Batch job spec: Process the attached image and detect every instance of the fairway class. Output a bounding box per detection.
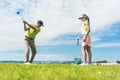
[0,63,120,80]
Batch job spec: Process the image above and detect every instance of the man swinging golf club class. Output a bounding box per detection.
[23,20,44,64]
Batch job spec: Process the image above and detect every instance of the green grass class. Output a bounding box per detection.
[0,63,120,80]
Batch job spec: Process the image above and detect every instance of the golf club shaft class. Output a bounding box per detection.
[77,39,79,46]
[17,11,24,21]
[19,15,24,21]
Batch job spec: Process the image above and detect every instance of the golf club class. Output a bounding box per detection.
[16,9,24,21]
[77,37,81,46]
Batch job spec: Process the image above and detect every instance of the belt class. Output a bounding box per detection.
[25,36,34,40]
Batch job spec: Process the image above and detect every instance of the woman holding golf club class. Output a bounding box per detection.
[23,20,44,64]
[78,14,92,65]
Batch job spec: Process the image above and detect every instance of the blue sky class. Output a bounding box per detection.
[0,0,120,62]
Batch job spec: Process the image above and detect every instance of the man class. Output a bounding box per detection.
[23,20,44,64]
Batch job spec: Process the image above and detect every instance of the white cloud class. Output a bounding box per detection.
[93,42,120,48]
[0,52,24,61]
[0,0,120,51]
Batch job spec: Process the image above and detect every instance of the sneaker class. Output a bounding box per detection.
[80,63,88,66]
[87,63,93,66]
[24,62,31,64]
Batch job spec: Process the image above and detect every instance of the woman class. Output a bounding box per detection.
[78,14,92,65]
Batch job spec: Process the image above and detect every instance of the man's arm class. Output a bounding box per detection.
[23,21,36,30]
[23,22,29,31]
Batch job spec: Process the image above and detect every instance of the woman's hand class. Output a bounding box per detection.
[77,36,83,40]
[83,38,86,42]
[83,35,87,42]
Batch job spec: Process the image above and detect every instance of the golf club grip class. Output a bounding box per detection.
[77,39,79,46]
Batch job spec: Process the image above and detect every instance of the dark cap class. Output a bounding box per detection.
[78,14,88,19]
[37,20,44,26]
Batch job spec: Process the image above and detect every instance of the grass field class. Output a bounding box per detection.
[0,63,120,80]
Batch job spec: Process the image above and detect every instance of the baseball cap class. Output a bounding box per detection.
[37,20,44,26]
[78,14,88,19]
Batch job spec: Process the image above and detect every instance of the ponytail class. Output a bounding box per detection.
[87,17,90,25]
[82,14,90,25]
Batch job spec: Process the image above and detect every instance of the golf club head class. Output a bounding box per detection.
[16,9,24,21]
[16,11,20,14]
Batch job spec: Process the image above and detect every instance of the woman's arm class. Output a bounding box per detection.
[86,20,90,36]
[84,20,90,42]
[77,35,84,39]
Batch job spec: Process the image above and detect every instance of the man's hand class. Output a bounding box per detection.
[23,21,27,24]
[23,21,36,30]
[23,20,28,31]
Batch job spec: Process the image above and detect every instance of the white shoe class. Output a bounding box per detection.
[80,63,88,66]
[24,62,31,64]
[87,63,92,66]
